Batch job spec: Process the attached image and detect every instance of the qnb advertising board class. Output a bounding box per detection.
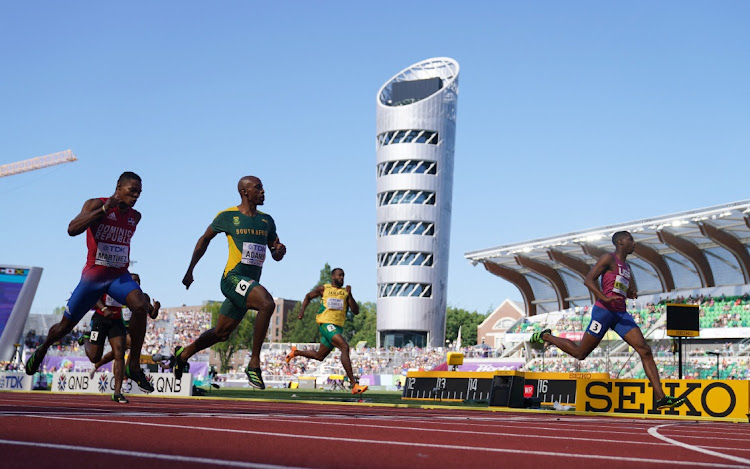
[0,265,42,360]
[50,372,193,396]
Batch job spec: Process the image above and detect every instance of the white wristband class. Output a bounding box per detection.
[101,205,107,214]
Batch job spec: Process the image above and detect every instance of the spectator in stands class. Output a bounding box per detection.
[529,231,686,410]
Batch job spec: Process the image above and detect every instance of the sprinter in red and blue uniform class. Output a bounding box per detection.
[25,171,154,393]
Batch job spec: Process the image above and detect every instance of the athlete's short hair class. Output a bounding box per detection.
[612,231,632,246]
[118,171,141,184]
[332,268,344,276]
[238,176,260,194]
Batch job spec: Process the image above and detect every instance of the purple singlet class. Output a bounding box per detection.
[595,253,631,312]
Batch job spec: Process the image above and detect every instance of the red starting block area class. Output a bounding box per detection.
[1,392,750,468]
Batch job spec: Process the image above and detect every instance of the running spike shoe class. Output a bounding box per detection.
[245,367,265,390]
[529,328,551,345]
[76,334,90,347]
[173,346,187,381]
[655,395,686,409]
[125,366,154,393]
[352,383,368,395]
[25,349,45,375]
[285,346,297,364]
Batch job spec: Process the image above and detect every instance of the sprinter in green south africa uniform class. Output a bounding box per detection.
[177,176,286,389]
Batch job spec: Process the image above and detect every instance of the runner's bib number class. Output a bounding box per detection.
[612,274,630,297]
[95,243,129,268]
[105,295,122,308]
[241,242,266,267]
[326,298,344,310]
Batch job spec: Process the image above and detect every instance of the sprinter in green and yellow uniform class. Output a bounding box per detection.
[286,268,367,394]
[176,176,287,390]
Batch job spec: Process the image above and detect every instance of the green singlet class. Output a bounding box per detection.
[211,207,278,320]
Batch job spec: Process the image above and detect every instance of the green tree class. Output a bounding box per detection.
[207,301,257,372]
[444,306,486,347]
[282,263,332,343]
[283,300,320,343]
[345,301,377,347]
[282,263,377,346]
[53,306,66,316]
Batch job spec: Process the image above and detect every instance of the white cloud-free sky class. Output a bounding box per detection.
[1,1,748,316]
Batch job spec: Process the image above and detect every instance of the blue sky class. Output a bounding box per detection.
[1,1,748,316]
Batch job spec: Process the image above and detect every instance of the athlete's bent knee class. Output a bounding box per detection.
[247,289,275,316]
[636,343,653,359]
[214,328,232,342]
[259,297,274,316]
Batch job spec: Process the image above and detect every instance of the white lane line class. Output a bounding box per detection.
[19,414,744,468]
[262,415,750,451]
[153,412,750,443]
[648,424,750,466]
[0,438,309,469]
[5,410,748,448]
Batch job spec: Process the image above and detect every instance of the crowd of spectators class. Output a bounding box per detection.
[21,306,449,379]
[170,309,212,354]
[23,308,213,360]
[17,293,750,381]
[525,335,750,380]
[257,346,447,379]
[1,361,22,371]
[509,294,750,336]
[24,328,86,354]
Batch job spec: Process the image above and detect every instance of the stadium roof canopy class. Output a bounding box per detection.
[465,200,750,316]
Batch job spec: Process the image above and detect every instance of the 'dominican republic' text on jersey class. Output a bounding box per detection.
[595,253,632,312]
[316,284,349,327]
[85,198,138,273]
[211,207,277,282]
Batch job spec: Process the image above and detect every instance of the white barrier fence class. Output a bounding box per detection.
[49,372,193,396]
[0,372,33,391]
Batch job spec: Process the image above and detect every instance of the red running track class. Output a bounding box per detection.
[1,392,749,469]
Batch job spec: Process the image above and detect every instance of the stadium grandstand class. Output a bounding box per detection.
[465,200,750,381]
[18,305,450,390]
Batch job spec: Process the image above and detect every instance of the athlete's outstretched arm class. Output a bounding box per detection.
[182,226,219,289]
[345,286,360,315]
[627,271,638,299]
[298,286,324,320]
[269,237,286,261]
[68,196,117,236]
[584,253,616,305]
[94,298,113,317]
[143,292,161,319]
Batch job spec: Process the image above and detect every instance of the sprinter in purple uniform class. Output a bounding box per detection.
[530,231,685,410]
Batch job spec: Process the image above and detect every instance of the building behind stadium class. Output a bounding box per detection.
[375,58,459,348]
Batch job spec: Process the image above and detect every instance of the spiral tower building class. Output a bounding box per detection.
[375,57,459,348]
